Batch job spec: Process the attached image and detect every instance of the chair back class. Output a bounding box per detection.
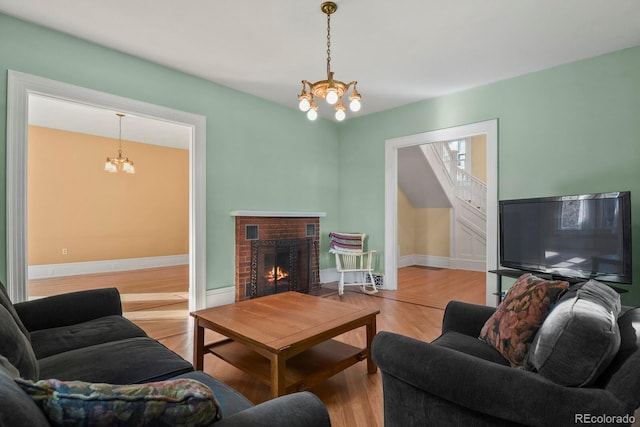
[335,252,373,271]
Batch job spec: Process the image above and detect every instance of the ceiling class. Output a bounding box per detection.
[2,0,640,122]
[29,95,191,149]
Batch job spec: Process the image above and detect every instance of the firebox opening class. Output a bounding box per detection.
[250,238,312,299]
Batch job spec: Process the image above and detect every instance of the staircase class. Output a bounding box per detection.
[420,142,487,271]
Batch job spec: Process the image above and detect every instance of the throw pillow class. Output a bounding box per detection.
[15,377,222,427]
[479,273,568,367]
[0,304,39,381]
[524,279,621,386]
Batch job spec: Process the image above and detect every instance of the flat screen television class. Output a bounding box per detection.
[499,191,632,284]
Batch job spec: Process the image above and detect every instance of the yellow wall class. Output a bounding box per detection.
[397,187,416,257]
[470,134,487,183]
[397,187,450,258]
[28,126,189,265]
[414,208,450,257]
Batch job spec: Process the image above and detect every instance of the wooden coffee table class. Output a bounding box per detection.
[191,291,380,398]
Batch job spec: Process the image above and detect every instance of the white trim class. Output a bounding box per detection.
[205,286,235,307]
[385,120,498,304]
[399,255,451,268]
[230,210,327,217]
[413,255,451,269]
[399,254,453,269]
[28,255,189,280]
[6,71,207,311]
[449,258,486,272]
[398,255,484,271]
[397,255,416,268]
[320,267,339,284]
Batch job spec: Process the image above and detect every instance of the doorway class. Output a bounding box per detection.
[384,120,498,306]
[6,71,207,311]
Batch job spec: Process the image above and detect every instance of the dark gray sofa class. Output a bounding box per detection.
[0,285,331,427]
[372,300,640,427]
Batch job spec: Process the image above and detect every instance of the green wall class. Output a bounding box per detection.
[2,13,640,306]
[339,46,640,306]
[0,13,339,290]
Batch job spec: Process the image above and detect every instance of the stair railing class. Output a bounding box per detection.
[456,168,487,214]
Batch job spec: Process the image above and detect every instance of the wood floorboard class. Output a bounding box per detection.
[28,265,486,427]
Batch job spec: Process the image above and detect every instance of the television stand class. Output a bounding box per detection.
[489,269,627,304]
[488,269,524,304]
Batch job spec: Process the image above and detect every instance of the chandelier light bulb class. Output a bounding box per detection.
[349,98,361,112]
[104,159,117,173]
[335,109,346,121]
[325,89,339,105]
[299,98,311,112]
[122,160,135,174]
[307,108,318,121]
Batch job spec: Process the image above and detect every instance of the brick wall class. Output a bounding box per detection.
[235,216,320,301]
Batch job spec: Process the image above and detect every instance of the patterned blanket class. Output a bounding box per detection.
[329,232,365,254]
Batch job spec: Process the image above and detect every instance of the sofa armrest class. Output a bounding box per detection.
[441,300,495,337]
[14,288,123,332]
[216,391,331,427]
[372,331,631,427]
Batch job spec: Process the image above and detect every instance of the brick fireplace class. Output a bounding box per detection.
[232,211,324,302]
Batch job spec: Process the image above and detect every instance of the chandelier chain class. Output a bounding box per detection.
[326,12,331,76]
[118,114,123,153]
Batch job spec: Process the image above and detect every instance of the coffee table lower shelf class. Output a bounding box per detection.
[205,339,367,394]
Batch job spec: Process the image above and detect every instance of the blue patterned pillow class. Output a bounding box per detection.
[15,377,222,426]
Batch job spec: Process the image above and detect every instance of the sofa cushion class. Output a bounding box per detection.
[0,356,49,427]
[16,377,221,426]
[29,314,148,359]
[39,337,193,384]
[524,280,621,386]
[479,273,568,367]
[0,304,39,380]
[172,371,255,418]
[432,331,510,366]
[0,282,31,338]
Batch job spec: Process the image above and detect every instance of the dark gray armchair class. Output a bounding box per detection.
[371,300,640,427]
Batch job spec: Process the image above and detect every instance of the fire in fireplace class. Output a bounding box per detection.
[250,238,312,298]
[266,265,289,283]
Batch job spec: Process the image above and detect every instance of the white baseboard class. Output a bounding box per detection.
[320,268,387,290]
[320,268,339,284]
[397,255,416,268]
[28,254,189,280]
[205,286,235,307]
[399,254,451,269]
[450,258,486,272]
[399,254,485,272]
[319,268,372,285]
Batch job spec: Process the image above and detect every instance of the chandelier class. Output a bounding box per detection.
[104,113,135,174]
[297,2,361,121]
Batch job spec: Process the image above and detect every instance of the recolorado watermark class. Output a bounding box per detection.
[575,413,635,424]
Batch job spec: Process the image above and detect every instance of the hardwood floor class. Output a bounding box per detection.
[28,265,486,427]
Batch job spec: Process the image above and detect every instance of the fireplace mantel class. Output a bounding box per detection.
[230,210,327,218]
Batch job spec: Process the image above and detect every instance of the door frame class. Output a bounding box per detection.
[6,70,207,311]
[384,119,498,305]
